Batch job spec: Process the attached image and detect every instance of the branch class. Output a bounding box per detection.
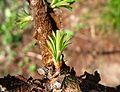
[29,0,60,65]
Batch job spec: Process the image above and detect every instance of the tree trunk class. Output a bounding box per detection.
[29,0,60,65]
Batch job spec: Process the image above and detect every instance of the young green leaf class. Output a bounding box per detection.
[16,9,32,29]
[47,30,73,63]
[50,0,75,10]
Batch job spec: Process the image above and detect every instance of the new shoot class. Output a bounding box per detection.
[47,30,73,70]
[50,0,75,10]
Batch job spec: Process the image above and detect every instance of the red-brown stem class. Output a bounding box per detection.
[29,0,60,65]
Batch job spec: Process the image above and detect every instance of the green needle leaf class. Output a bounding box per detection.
[47,30,73,63]
[50,0,75,10]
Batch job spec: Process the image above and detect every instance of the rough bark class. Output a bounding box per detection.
[29,0,60,65]
[0,71,120,92]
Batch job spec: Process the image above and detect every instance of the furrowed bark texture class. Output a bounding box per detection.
[29,0,59,65]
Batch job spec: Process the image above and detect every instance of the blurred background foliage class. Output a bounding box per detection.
[0,0,120,86]
[0,0,36,77]
[102,0,120,32]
